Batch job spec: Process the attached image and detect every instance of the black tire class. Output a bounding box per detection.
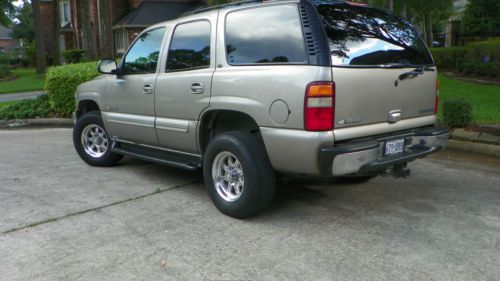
[73,111,123,167]
[203,131,275,219]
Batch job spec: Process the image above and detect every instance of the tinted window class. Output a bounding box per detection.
[123,28,165,74]
[316,4,433,67]
[166,21,211,71]
[225,5,307,65]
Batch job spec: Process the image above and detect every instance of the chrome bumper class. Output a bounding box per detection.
[319,127,449,176]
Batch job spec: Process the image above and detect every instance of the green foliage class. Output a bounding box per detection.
[430,47,467,70]
[63,49,85,64]
[462,0,500,38]
[45,62,99,117]
[443,99,473,128]
[431,39,500,77]
[26,43,36,67]
[0,64,11,79]
[11,0,35,43]
[0,94,51,120]
[0,0,15,26]
[0,52,8,64]
[460,38,500,77]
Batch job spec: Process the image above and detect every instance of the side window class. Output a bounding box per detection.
[122,27,165,75]
[166,21,211,72]
[225,5,307,65]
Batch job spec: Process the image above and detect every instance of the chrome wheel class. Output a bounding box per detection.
[212,151,244,202]
[81,124,109,158]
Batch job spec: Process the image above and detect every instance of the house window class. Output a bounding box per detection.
[60,1,71,27]
[114,30,128,54]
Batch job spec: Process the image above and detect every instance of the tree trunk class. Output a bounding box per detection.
[31,0,46,74]
[51,0,61,65]
[421,16,427,44]
[384,0,393,12]
[426,13,434,46]
[401,0,408,19]
[80,0,98,61]
[98,0,114,58]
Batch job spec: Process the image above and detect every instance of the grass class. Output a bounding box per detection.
[0,100,20,108]
[0,68,45,94]
[438,73,500,125]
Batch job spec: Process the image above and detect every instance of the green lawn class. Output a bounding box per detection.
[439,74,500,125]
[0,68,45,94]
[0,100,19,109]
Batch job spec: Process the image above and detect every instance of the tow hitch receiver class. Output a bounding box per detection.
[382,164,411,178]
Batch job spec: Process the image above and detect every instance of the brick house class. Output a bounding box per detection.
[38,0,205,62]
[0,25,19,53]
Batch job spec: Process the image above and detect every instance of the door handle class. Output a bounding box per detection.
[190,82,204,94]
[143,84,153,95]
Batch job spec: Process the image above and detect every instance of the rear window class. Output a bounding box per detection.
[316,4,433,67]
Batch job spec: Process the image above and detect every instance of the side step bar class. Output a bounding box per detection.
[111,141,201,171]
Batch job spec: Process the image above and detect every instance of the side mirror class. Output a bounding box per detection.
[97,59,118,74]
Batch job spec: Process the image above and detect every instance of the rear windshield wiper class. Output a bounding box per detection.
[399,66,435,81]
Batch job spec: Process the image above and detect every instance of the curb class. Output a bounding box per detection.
[446,139,500,158]
[0,118,73,129]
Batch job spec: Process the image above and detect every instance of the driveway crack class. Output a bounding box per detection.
[2,180,200,234]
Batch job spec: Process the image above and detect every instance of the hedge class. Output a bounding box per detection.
[429,47,467,70]
[430,38,500,77]
[45,61,99,117]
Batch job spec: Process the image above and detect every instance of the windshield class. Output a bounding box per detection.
[316,3,434,67]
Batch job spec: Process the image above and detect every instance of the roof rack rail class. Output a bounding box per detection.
[191,0,264,14]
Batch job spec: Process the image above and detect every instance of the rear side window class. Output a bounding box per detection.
[316,4,433,67]
[166,21,211,72]
[225,5,307,65]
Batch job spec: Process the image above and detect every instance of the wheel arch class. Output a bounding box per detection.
[75,99,101,120]
[198,110,261,154]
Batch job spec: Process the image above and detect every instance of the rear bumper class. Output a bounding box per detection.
[319,127,449,176]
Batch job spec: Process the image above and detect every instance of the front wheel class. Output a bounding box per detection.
[73,111,123,167]
[203,131,275,219]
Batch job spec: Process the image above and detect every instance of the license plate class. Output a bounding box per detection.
[384,138,405,156]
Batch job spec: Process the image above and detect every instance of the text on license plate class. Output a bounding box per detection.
[384,138,405,156]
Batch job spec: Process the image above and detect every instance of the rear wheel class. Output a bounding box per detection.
[73,111,123,166]
[203,131,275,219]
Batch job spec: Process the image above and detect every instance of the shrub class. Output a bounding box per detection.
[0,64,11,79]
[430,47,467,70]
[45,61,99,117]
[443,99,473,129]
[63,49,85,64]
[0,52,8,65]
[25,43,36,67]
[0,94,52,120]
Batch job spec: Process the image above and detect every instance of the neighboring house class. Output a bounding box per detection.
[0,25,18,53]
[37,0,205,62]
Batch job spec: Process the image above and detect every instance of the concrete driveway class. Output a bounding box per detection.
[0,128,499,281]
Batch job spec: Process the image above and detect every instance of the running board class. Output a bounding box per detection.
[111,141,201,171]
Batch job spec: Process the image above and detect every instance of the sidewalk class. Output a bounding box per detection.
[0,91,45,102]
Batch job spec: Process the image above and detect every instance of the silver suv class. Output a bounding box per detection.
[73,0,449,218]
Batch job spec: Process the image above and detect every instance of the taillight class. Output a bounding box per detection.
[304,82,335,131]
[435,79,439,114]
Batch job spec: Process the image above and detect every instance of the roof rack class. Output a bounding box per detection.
[191,0,264,14]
